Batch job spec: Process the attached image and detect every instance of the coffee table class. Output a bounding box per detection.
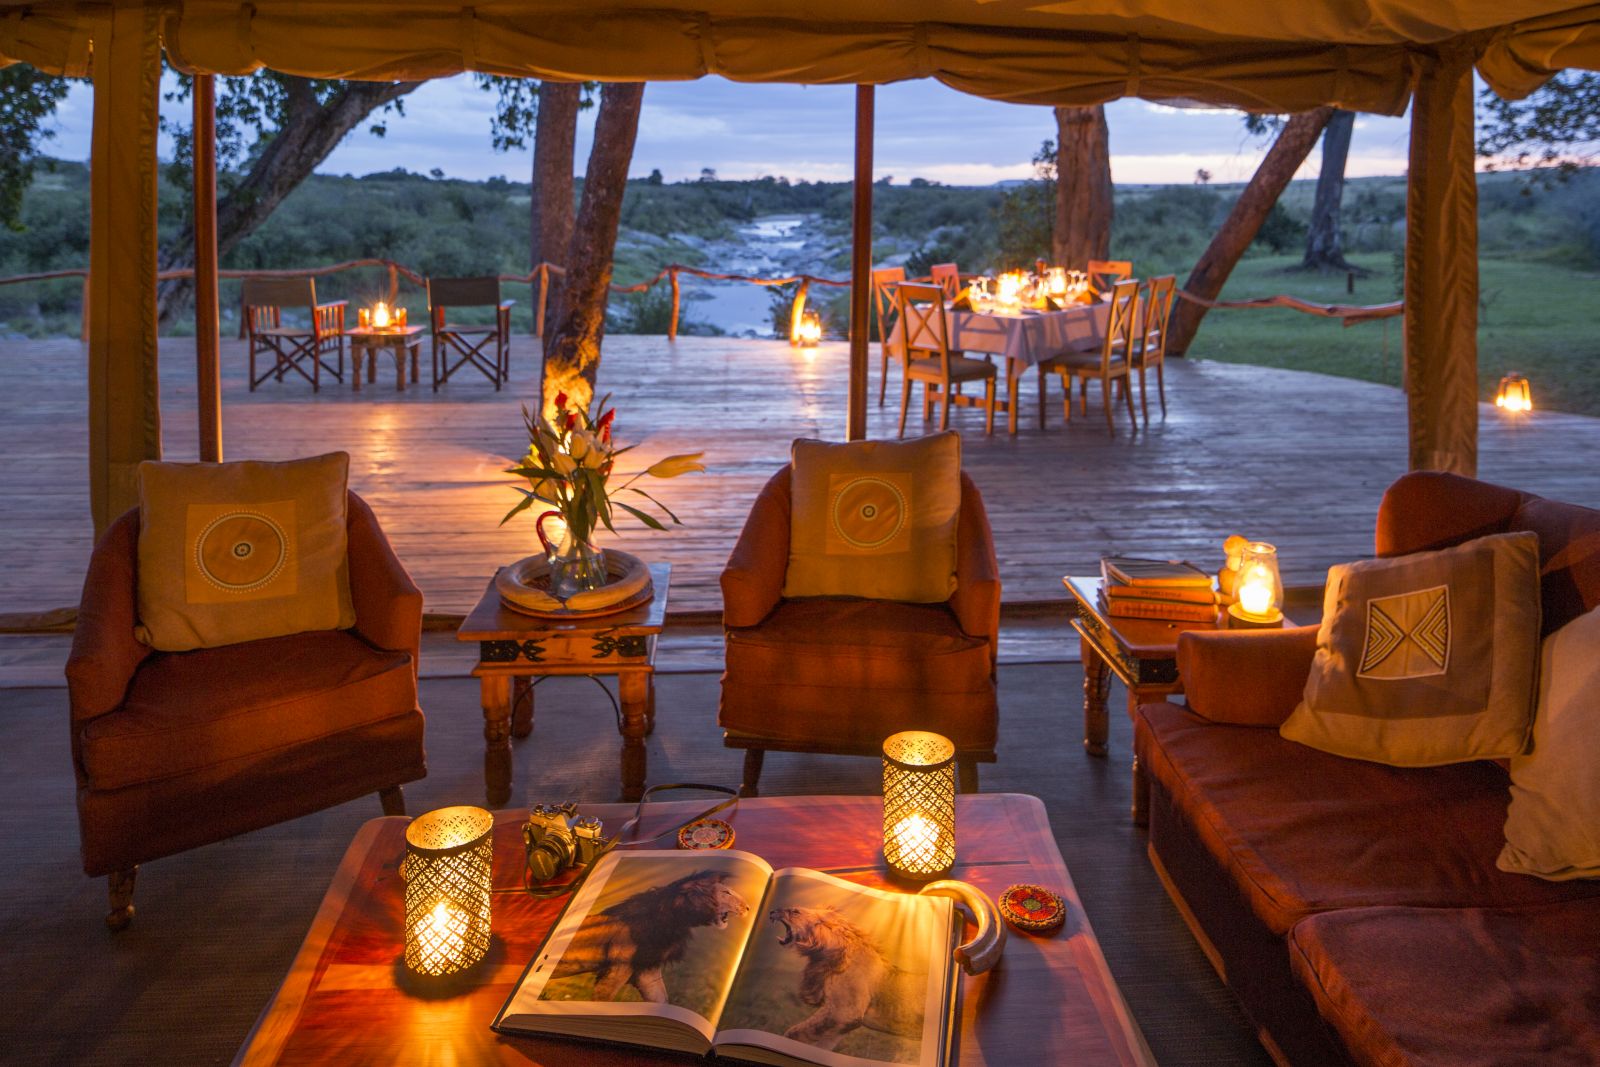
[349,325,425,392]
[456,564,669,807]
[233,794,1155,1066]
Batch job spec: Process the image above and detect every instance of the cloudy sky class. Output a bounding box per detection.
[44,73,1417,186]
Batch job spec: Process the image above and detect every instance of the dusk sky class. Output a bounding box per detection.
[43,74,1418,186]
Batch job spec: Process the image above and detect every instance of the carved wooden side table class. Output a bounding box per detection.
[456,563,669,807]
[348,325,424,392]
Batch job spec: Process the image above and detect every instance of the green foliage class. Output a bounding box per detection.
[1251,202,1307,254]
[0,66,72,230]
[1478,71,1600,175]
[994,139,1055,269]
[609,285,722,337]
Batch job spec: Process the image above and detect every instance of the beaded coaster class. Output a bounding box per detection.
[677,818,736,850]
[998,883,1066,933]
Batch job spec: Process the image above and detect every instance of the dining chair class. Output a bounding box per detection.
[1087,259,1133,293]
[930,262,963,300]
[894,282,999,436]
[1132,274,1177,421]
[872,266,907,406]
[427,276,515,390]
[242,277,347,392]
[1036,278,1139,435]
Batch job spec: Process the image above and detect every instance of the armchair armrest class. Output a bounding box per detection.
[345,493,423,681]
[1177,625,1319,727]
[315,300,347,337]
[948,473,999,653]
[722,468,791,629]
[65,510,151,724]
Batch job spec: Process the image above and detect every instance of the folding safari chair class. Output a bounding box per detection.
[428,277,514,391]
[241,277,347,392]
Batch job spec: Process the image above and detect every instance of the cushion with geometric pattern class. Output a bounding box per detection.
[1280,531,1541,766]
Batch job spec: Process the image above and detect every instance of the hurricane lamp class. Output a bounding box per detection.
[403,805,494,977]
[370,301,392,330]
[1495,374,1532,414]
[882,731,957,881]
[1226,541,1284,628]
[796,309,823,346]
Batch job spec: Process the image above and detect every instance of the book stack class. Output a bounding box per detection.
[1099,556,1218,622]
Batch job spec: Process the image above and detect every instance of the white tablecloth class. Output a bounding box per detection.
[888,300,1112,368]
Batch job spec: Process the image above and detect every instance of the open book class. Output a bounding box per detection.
[494,849,960,1067]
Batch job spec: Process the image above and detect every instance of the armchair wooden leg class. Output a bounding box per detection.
[379,785,407,816]
[957,757,979,795]
[106,866,138,931]
[740,749,765,798]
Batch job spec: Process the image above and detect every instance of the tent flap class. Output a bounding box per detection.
[0,3,95,75]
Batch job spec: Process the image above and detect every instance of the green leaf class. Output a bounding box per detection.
[498,493,539,527]
[614,499,667,531]
[626,486,681,525]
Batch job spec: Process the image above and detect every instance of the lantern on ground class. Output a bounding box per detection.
[796,310,823,346]
[1227,541,1284,628]
[1495,374,1532,414]
[403,806,493,977]
[882,731,956,881]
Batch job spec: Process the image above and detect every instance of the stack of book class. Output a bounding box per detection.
[1099,556,1218,622]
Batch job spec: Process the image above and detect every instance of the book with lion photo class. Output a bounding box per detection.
[493,849,961,1067]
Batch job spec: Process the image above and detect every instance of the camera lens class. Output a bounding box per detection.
[528,838,572,883]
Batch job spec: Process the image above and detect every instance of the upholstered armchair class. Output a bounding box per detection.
[66,492,427,929]
[719,466,1000,795]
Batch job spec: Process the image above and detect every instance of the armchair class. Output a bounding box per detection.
[719,466,1000,796]
[66,491,426,929]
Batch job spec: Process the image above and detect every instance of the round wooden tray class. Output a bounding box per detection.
[496,549,654,619]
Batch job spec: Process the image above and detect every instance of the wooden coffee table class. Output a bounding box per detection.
[349,325,424,392]
[456,564,669,807]
[233,794,1155,1066]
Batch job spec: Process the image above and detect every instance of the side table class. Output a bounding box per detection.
[349,325,424,392]
[456,563,669,806]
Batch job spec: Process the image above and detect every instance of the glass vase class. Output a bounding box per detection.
[549,530,607,600]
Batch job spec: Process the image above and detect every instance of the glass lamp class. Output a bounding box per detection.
[796,309,823,346]
[882,731,957,881]
[1227,541,1283,628]
[1495,374,1532,413]
[403,806,494,977]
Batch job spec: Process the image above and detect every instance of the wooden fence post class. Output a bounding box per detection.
[668,267,680,342]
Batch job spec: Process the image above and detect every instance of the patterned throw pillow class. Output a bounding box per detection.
[134,452,355,651]
[1280,531,1541,765]
[783,433,961,603]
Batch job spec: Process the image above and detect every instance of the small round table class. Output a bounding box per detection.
[349,325,424,392]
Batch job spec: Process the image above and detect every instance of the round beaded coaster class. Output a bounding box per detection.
[677,818,736,851]
[998,883,1066,934]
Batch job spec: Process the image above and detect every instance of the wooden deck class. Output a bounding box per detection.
[4,333,1599,619]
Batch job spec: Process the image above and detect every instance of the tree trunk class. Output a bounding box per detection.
[1053,105,1113,268]
[531,81,580,339]
[1301,108,1364,273]
[541,82,644,419]
[155,78,422,324]
[1165,107,1333,356]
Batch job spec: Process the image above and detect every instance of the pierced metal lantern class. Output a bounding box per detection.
[882,731,957,881]
[1495,373,1532,413]
[403,806,494,977]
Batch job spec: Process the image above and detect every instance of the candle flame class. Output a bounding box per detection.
[372,301,391,329]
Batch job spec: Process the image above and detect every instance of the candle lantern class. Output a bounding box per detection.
[1227,541,1284,628]
[403,805,494,977]
[358,307,371,330]
[882,731,957,881]
[796,310,823,346]
[1495,374,1532,413]
[371,301,392,330]
[995,271,1024,311]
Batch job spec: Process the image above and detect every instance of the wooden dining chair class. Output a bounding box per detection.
[930,262,963,300]
[894,282,998,437]
[872,266,907,406]
[1036,278,1139,435]
[242,278,347,392]
[1132,274,1177,421]
[1086,259,1133,293]
[427,276,515,390]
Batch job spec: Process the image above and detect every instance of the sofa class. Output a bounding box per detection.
[1134,472,1600,1065]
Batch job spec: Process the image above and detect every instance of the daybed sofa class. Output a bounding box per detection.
[1135,471,1600,1066]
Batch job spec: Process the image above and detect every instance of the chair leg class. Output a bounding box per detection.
[740,749,765,799]
[1103,376,1115,436]
[957,757,979,795]
[1062,377,1074,424]
[1123,371,1138,430]
[1079,375,1089,417]
[878,347,889,406]
[898,375,912,437]
[983,378,995,435]
[1037,367,1048,430]
[378,785,407,816]
[939,382,952,431]
[1156,359,1167,416]
[106,866,138,931]
[1138,366,1150,422]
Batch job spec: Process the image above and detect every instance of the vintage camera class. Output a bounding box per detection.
[523,802,607,884]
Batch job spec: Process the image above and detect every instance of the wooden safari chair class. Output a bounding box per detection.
[1036,278,1139,436]
[1132,274,1177,421]
[894,282,999,437]
[929,262,963,300]
[428,276,514,391]
[872,266,907,406]
[1086,258,1133,294]
[242,278,347,392]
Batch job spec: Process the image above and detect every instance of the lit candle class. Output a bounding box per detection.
[414,901,467,973]
[892,812,941,857]
[1238,568,1274,617]
[372,301,391,329]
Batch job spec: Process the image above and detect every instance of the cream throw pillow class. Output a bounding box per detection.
[783,433,961,603]
[135,452,355,651]
[1280,531,1541,765]
[1499,604,1600,881]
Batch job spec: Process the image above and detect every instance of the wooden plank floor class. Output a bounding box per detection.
[4,334,1598,618]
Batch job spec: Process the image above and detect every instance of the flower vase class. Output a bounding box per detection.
[549,532,607,601]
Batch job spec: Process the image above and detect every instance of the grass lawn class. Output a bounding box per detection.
[1187,253,1600,417]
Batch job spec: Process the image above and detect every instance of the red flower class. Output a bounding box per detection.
[564,412,577,430]
[596,408,616,429]
[555,391,568,410]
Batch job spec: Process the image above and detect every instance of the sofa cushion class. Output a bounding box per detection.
[1289,902,1600,1067]
[1135,701,1600,936]
[1513,495,1600,635]
[720,597,995,751]
[81,630,415,791]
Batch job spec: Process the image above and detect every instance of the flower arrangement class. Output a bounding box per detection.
[502,392,704,597]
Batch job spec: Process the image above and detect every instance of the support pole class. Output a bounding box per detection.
[668,267,680,342]
[193,74,222,462]
[846,84,874,441]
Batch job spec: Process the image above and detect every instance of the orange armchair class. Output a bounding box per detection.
[719,466,1000,796]
[66,492,427,929]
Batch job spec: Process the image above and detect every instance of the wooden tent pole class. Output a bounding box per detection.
[847,84,874,441]
[193,74,223,462]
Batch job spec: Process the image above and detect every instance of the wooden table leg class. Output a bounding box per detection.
[1007,357,1021,435]
[351,346,363,392]
[618,670,651,802]
[511,676,534,738]
[1132,755,1150,827]
[410,343,420,384]
[367,349,377,384]
[644,678,657,736]
[394,344,405,391]
[480,674,513,808]
[1082,634,1111,757]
